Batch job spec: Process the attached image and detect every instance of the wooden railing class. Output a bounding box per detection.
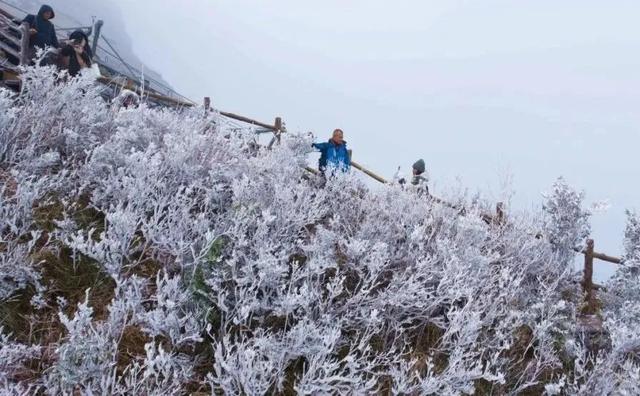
[236,109,622,315]
[342,153,624,313]
[0,11,29,66]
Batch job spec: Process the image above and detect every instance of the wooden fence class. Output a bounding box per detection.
[0,10,29,67]
[198,100,624,314]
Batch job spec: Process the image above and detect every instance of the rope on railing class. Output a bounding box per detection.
[100,36,138,85]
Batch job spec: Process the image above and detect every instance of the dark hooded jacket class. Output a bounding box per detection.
[23,5,59,49]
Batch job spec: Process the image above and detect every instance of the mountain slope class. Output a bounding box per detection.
[0,66,639,394]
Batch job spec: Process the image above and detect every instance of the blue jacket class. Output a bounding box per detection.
[23,5,59,49]
[312,139,351,172]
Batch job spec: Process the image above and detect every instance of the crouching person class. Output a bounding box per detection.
[23,5,59,53]
[395,159,429,196]
[59,30,92,77]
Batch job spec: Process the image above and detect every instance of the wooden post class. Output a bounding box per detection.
[19,22,29,66]
[273,117,283,145]
[495,202,505,226]
[91,20,104,59]
[267,117,282,149]
[583,239,595,313]
[203,97,211,116]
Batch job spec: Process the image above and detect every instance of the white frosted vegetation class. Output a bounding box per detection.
[0,66,638,394]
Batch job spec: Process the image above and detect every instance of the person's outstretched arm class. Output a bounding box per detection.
[312,142,328,151]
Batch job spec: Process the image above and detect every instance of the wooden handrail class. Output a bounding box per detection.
[0,12,29,67]
[0,26,20,44]
[0,13,22,56]
[343,157,624,266]
[350,160,388,184]
[0,11,19,28]
[219,111,279,131]
[0,6,18,21]
[592,251,623,264]
[0,38,19,58]
[573,246,622,264]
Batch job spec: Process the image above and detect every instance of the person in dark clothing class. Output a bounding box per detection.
[410,159,428,189]
[59,30,91,77]
[312,129,351,174]
[23,5,59,51]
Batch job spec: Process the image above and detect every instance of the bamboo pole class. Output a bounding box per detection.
[304,166,319,175]
[573,246,622,264]
[591,251,623,264]
[219,111,278,131]
[350,160,388,184]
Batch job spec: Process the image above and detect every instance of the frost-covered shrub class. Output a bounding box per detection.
[542,177,591,266]
[1,65,638,394]
[606,211,640,312]
[0,329,41,386]
[623,210,640,261]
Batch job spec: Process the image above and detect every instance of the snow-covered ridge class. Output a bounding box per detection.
[1,66,639,394]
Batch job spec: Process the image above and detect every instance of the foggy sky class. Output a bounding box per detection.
[20,1,640,279]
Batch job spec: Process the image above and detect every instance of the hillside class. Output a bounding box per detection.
[1,66,639,394]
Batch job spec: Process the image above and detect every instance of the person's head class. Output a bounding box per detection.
[331,128,344,145]
[69,31,88,54]
[412,159,426,175]
[70,30,94,59]
[38,5,55,20]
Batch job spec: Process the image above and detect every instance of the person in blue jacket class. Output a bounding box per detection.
[23,5,59,51]
[312,128,351,174]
